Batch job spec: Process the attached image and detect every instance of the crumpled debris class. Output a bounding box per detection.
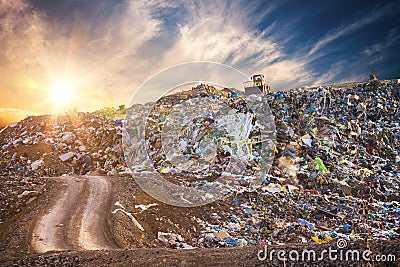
[112,201,144,231]
[30,159,43,170]
[17,190,39,199]
[59,152,75,162]
[158,232,196,249]
[298,218,317,230]
[134,203,158,211]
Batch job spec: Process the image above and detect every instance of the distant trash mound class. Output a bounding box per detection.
[0,110,126,177]
[124,81,399,199]
[0,81,399,201]
[124,84,275,180]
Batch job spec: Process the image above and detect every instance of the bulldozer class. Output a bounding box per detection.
[243,74,271,95]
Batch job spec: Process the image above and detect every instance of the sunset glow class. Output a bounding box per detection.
[51,82,74,106]
[0,0,399,125]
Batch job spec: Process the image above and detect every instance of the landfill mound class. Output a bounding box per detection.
[0,109,126,177]
[0,109,126,231]
[0,80,399,255]
[112,81,400,250]
[125,82,399,200]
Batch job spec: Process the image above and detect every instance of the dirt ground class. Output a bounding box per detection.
[3,241,400,267]
[0,175,399,266]
[30,176,118,253]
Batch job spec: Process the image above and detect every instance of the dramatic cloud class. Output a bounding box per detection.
[308,3,395,56]
[0,0,164,112]
[0,0,399,113]
[363,28,400,56]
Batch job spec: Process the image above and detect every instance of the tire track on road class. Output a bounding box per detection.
[31,176,118,253]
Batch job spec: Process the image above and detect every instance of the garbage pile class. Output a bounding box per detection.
[0,174,45,225]
[0,109,126,178]
[125,82,399,198]
[191,186,400,248]
[268,82,399,201]
[0,80,399,248]
[123,81,399,248]
[124,84,275,180]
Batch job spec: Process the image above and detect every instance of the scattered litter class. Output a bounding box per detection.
[112,202,144,231]
[158,232,196,249]
[134,203,158,211]
[1,79,399,249]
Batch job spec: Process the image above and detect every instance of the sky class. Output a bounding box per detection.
[1,0,400,126]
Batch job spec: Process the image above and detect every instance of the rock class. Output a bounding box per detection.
[17,190,39,199]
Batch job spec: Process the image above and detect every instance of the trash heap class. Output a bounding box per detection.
[124,84,276,181]
[191,186,400,248]
[145,85,247,177]
[0,109,126,178]
[142,84,274,179]
[125,82,399,198]
[0,174,45,225]
[268,82,399,201]
[123,81,399,248]
[0,80,399,248]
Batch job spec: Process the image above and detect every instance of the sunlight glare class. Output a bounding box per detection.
[52,82,73,106]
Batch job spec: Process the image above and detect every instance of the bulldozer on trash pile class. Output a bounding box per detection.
[243,74,271,95]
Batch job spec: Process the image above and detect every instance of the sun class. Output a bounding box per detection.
[52,82,73,106]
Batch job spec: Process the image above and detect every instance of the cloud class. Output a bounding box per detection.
[0,0,44,62]
[0,0,164,111]
[1,0,398,112]
[0,0,47,76]
[2,0,305,108]
[363,28,400,56]
[259,59,314,89]
[0,0,333,107]
[308,3,395,56]
[310,60,364,86]
[157,1,314,91]
[159,1,280,66]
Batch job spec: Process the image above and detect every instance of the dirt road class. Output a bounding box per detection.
[2,176,398,266]
[31,176,118,253]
